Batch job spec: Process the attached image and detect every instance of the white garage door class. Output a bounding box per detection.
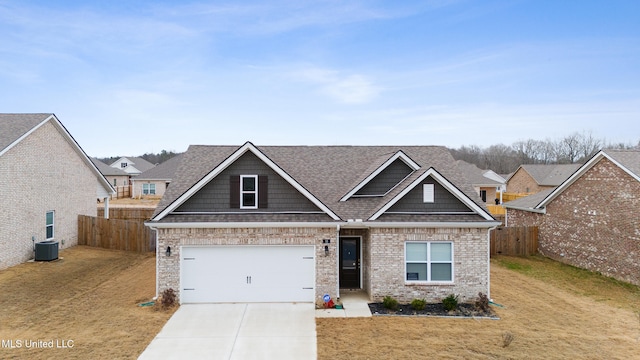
[180,246,315,303]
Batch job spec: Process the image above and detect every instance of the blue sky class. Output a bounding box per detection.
[1,0,639,157]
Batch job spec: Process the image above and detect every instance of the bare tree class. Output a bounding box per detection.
[449,130,618,172]
[577,131,602,162]
[555,132,582,163]
[483,144,518,174]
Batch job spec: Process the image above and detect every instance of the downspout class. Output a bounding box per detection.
[335,224,340,300]
[487,225,498,301]
[148,225,159,300]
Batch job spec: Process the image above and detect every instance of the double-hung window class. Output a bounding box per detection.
[240,175,258,209]
[405,242,453,282]
[143,183,156,195]
[46,211,55,240]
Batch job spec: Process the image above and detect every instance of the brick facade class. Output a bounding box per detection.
[156,225,491,304]
[0,121,98,269]
[507,168,551,194]
[156,226,337,303]
[368,227,489,303]
[507,158,640,286]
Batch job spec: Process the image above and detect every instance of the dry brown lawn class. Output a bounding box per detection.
[1,246,638,359]
[0,246,174,359]
[99,197,161,208]
[317,256,640,359]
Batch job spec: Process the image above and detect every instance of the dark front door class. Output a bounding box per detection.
[339,237,360,289]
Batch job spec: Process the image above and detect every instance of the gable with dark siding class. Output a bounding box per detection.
[386,176,473,213]
[175,151,321,213]
[354,158,413,196]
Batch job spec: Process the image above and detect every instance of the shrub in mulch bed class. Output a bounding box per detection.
[368,302,497,318]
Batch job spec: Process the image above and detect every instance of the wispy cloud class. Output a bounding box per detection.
[291,67,381,104]
[0,2,195,58]
[152,0,452,36]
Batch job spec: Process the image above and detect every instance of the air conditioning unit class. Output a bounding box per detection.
[35,241,59,261]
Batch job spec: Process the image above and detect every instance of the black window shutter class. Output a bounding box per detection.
[258,175,268,208]
[230,175,240,208]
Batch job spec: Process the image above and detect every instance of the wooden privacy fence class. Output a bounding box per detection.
[112,185,131,199]
[501,192,533,202]
[486,205,506,216]
[97,208,155,221]
[78,215,154,252]
[490,226,538,257]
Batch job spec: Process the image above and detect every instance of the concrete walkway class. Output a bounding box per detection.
[315,290,372,318]
[138,303,316,360]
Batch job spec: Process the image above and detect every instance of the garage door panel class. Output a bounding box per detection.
[180,246,315,303]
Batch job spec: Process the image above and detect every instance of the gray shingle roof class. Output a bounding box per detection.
[503,188,554,210]
[91,158,129,176]
[456,160,503,186]
[517,164,581,186]
[505,148,640,212]
[604,149,640,178]
[1,113,115,196]
[136,154,183,180]
[154,144,491,222]
[0,113,52,153]
[111,156,156,173]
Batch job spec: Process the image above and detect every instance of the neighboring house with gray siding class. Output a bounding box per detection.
[0,114,114,270]
[147,142,500,305]
[505,149,640,286]
[132,154,183,198]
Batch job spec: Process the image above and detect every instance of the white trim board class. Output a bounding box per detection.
[369,167,494,221]
[152,142,341,221]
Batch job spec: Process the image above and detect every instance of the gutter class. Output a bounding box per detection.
[145,220,503,229]
[144,221,344,229]
[503,205,546,214]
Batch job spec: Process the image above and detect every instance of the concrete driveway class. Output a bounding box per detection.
[138,303,316,360]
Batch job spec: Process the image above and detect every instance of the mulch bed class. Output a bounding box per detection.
[368,302,498,318]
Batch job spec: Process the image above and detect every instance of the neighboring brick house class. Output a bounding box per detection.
[504,149,640,286]
[456,160,505,204]
[110,156,155,176]
[132,154,183,198]
[0,114,114,270]
[506,164,581,194]
[146,142,500,305]
[91,157,130,188]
